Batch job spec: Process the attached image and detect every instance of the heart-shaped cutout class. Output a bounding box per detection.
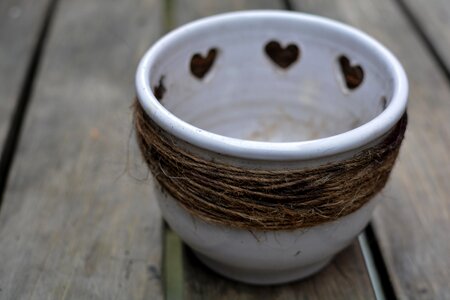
[190,48,217,79]
[153,76,166,101]
[264,40,300,69]
[381,96,387,110]
[338,55,364,89]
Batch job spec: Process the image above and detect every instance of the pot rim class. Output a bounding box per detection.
[136,10,408,161]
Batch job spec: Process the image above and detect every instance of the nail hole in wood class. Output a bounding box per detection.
[338,55,364,90]
[264,40,300,69]
[190,48,218,79]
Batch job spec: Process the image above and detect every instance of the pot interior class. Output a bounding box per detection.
[149,17,394,142]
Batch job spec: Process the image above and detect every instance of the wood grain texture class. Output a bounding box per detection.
[292,0,450,299]
[170,0,284,28]
[400,0,450,72]
[0,0,51,152]
[0,0,164,299]
[171,0,375,299]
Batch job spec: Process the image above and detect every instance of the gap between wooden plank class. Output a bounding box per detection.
[393,0,450,82]
[164,225,184,300]
[359,228,396,300]
[164,0,175,32]
[0,0,59,206]
[282,0,294,10]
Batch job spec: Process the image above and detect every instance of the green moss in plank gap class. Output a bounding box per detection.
[164,225,184,300]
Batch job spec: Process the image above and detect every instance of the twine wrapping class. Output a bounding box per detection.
[134,100,407,231]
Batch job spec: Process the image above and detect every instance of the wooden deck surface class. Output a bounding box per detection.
[291,1,450,298]
[0,0,448,299]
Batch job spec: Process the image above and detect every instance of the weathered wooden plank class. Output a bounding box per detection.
[399,0,450,73]
[0,0,164,299]
[292,0,450,299]
[170,0,283,28]
[169,1,376,299]
[0,0,51,162]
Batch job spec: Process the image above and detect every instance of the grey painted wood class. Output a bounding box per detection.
[171,0,375,299]
[0,0,164,299]
[292,0,450,299]
[401,0,450,73]
[170,0,284,28]
[0,0,51,154]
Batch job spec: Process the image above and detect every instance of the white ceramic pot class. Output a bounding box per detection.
[136,11,408,285]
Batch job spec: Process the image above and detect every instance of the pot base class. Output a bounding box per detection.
[193,250,333,285]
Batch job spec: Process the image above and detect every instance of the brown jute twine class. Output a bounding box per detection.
[134,100,407,231]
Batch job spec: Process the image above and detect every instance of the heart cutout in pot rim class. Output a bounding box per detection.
[338,55,364,90]
[153,76,166,101]
[264,40,300,69]
[190,48,218,79]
